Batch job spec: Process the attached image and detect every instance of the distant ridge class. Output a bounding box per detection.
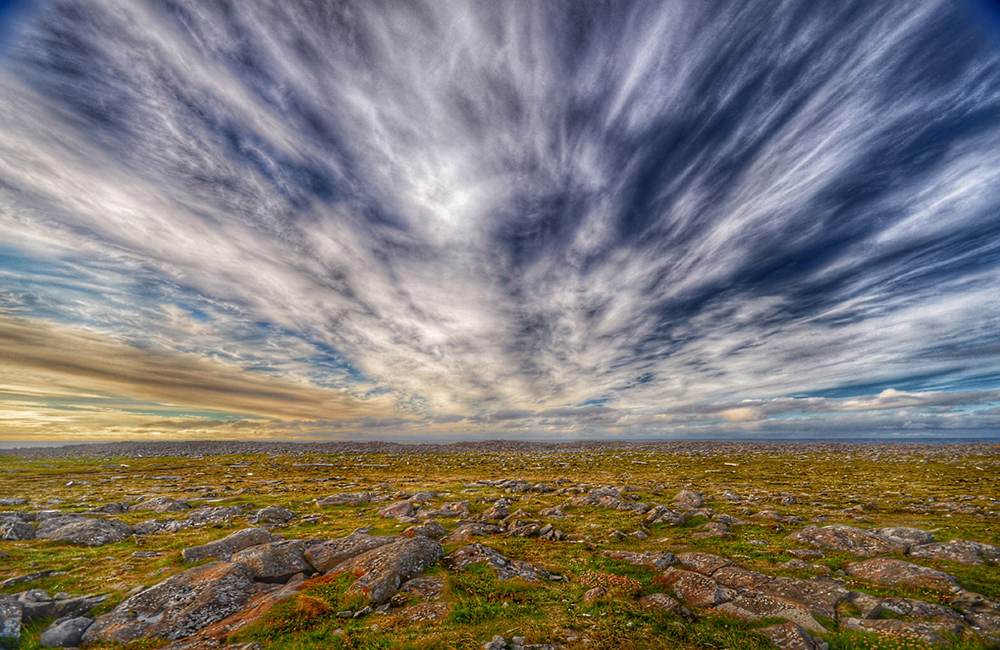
[2,439,997,459]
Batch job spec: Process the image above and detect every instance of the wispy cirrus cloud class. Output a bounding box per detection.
[0,0,999,440]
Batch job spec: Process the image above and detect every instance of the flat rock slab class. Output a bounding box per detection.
[712,566,774,590]
[787,525,906,557]
[636,593,691,618]
[332,536,444,604]
[675,552,735,576]
[18,589,106,622]
[879,596,966,625]
[908,539,1000,566]
[873,527,935,549]
[599,550,676,570]
[446,543,561,582]
[397,601,451,623]
[397,576,445,601]
[317,493,375,507]
[39,518,135,546]
[0,520,35,540]
[713,593,827,634]
[757,621,829,650]
[182,528,280,563]
[250,506,296,525]
[662,568,735,608]
[131,496,190,513]
[82,561,262,644]
[303,529,398,573]
[231,540,313,583]
[756,576,849,620]
[844,618,964,644]
[846,558,961,593]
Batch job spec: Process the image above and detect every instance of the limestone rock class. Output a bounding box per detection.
[713,593,826,634]
[130,496,190,513]
[40,616,93,648]
[662,568,735,608]
[18,589,106,622]
[317,493,375,507]
[331,537,444,604]
[599,550,676,570]
[672,490,705,510]
[675,552,735,576]
[787,525,906,557]
[0,594,21,640]
[82,562,261,644]
[843,618,963,644]
[446,543,561,582]
[757,621,829,650]
[872,526,935,549]
[0,520,35,540]
[908,539,1000,566]
[231,540,313,582]
[182,528,280,563]
[303,529,397,573]
[846,558,961,593]
[637,593,691,618]
[39,518,135,546]
[250,506,296,525]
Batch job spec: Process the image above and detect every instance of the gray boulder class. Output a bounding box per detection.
[446,543,561,582]
[231,540,313,583]
[82,562,261,644]
[130,496,190,513]
[0,520,35,540]
[331,537,444,604]
[786,525,906,557]
[250,506,296,525]
[18,589,105,621]
[40,616,93,648]
[872,526,935,549]
[39,518,135,546]
[303,529,398,573]
[182,528,280,563]
[0,594,21,640]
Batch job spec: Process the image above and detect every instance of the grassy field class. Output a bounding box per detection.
[2,447,999,650]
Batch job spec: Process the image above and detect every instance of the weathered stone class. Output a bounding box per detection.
[332,537,444,604]
[397,576,445,602]
[397,602,451,623]
[39,518,135,546]
[662,568,735,608]
[757,577,849,620]
[879,597,966,625]
[82,562,261,644]
[0,571,64,589]
[872,527,935,549]
[317,493,375,507]
[675,552,735,576]
[908,539,1000,566]
[18,590,106,622]
[130,496,190,513]
[400,521,448,539]
[847,591,884,618]
[443,522,503,543]
[185,505,245,526]
[182,528,280,563]
[40,616,93,647]
[417,501,470,519]
[843,618,963,644]
[693,522,730,538]
[446,543,561,582]
[0,520,35,540]
[250,506,296,525]
[0,594,21,640]
[757,621,829,650]
[787,525,906,557]
[712,566,774,590]
[637,593,691,618]
[303,529,397,573]
[231,540,313,583]
[673,490,705,510]
[646,505,688,526]
[583,587,607,604]
[846,558,961,593]
[713,593,827,634]
[378,500,416,519]
[599,550,676,570]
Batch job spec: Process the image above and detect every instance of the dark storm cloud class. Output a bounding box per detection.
[1,0,999,439]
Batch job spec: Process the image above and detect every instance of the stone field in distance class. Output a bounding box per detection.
[1,440,999,650]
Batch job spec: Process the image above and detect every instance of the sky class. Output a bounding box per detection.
[1,0,1000,442]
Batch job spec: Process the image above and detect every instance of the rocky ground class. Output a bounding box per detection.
[1,443,999,650]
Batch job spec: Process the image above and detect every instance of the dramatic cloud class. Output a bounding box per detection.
[1,0,999,440]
